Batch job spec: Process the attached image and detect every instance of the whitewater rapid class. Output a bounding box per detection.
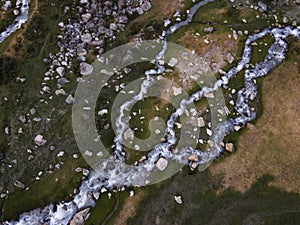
[0,0,30,43]
[4,0,300,224]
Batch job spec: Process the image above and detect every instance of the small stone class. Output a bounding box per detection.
[65,94,75,104]
[57,151,65,157]
[93,191,100,200]
[14,180,25,189]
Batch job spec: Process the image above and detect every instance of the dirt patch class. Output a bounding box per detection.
[210,46,300,193]
[113,191,145,225]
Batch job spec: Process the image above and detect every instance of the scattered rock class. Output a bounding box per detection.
[80,62,93,75]
[34,134,47,146]
[65,94,75,104]
[226,53,234,64]
[234,125,241,131]
[98,109,108,116]
[18,115,27,123]
[174,195,183,204]
[14,180,25,189]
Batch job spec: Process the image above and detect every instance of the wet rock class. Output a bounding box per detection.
[82,168,90,176]
[69,208,90,225]
[225,143,234,152]
[34,134,47,146]
[80,62,93,75]
[234,125,241,131]
[156,157,168,171]
[93,191,100,200]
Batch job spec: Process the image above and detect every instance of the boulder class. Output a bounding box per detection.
[69,208,90,225]
[141,1,152,11]
[168,58,178,67]
[65,94,75,104]
[56,67,65,77]
[81,33,92,44]
[225,143,234,152]
[80,62,93,75]
[197,117,205,127]
[18,115,27,123]
[156,158,168,171]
